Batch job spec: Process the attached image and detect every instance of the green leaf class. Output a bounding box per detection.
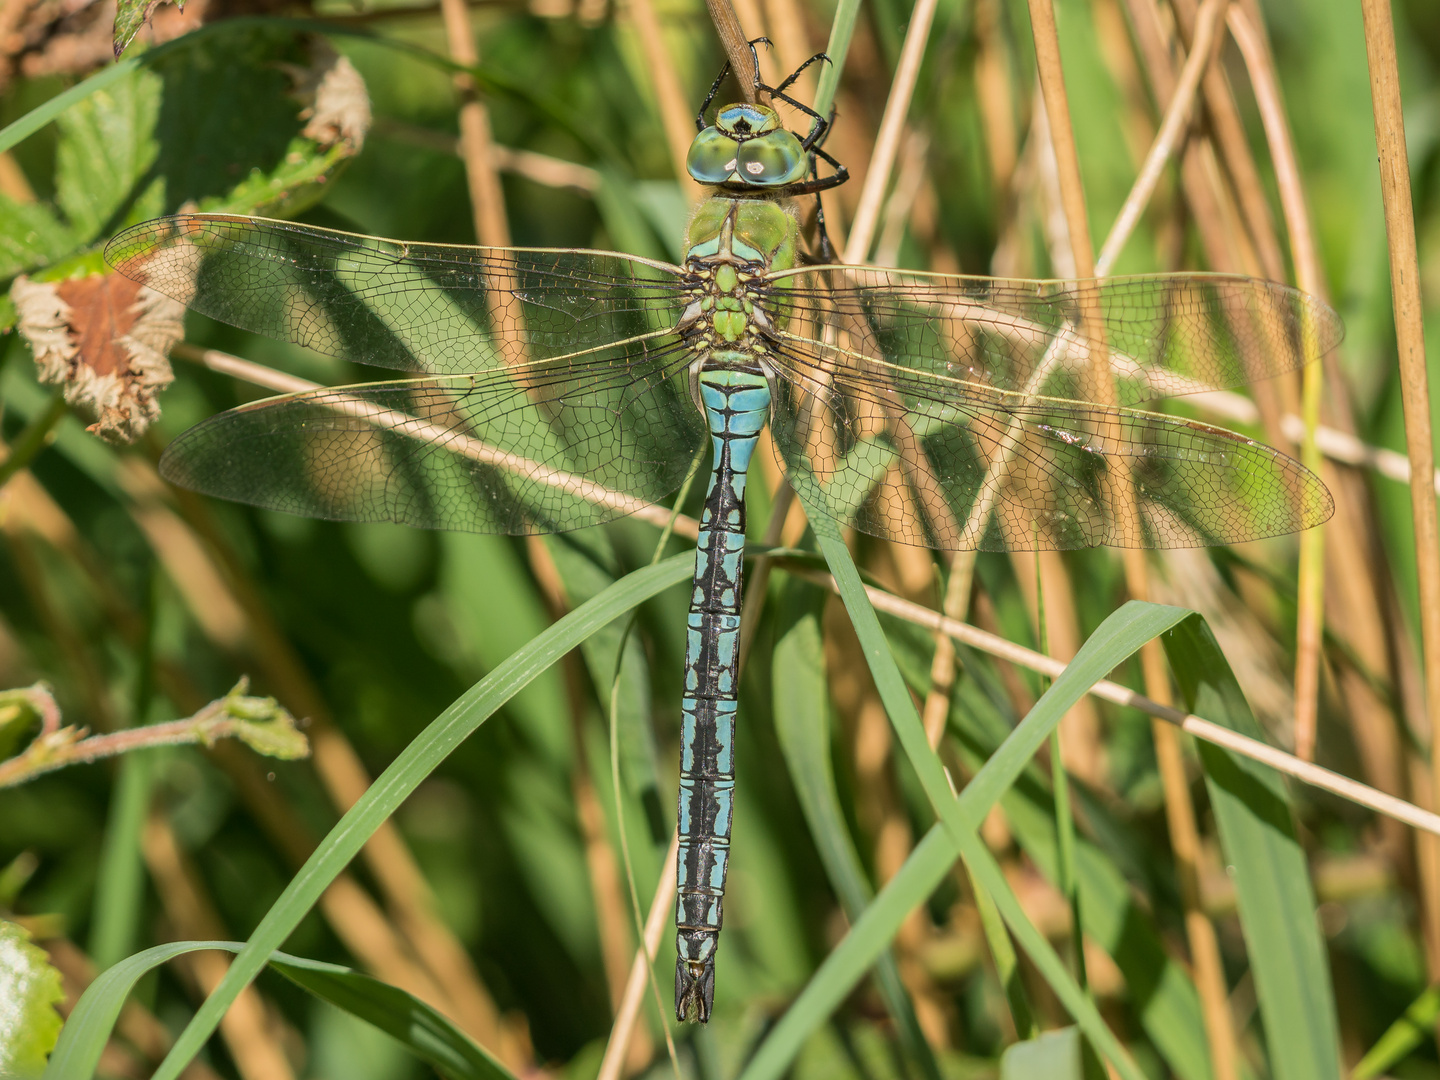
[1000,1027,1083,1080]
[1165,616,1342,1080]
[0,919,65,1079]
[43,941,519,1080]
[1350,984,1440,1079]
[148,554,694,1080]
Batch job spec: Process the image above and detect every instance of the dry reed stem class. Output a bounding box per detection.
[1224,7,1325,767]
[526,535,645,1032]
[141,812,298,1080]
[705,0,759,102]
[440,0,511,249]
[1026,1,1236,1072]
[1360,0,1440,1023]
[841,0,940,263]
[625,0,700,193]
[1094,0,1224,277]
[596,834,678,1080]
[1169,0,1286,281]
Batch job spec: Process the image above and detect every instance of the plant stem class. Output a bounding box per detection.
[0,387,67,490]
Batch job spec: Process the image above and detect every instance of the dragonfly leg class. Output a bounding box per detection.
[675,364,769,1023]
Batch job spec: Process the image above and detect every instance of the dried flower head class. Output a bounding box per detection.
[11,273,183,443]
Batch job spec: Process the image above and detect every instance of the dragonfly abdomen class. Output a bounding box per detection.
[675,365,770,1024]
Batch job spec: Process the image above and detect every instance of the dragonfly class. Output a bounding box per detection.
[106,50,1340,1024]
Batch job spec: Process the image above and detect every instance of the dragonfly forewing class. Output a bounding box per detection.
[768,267,1344,407]
[106,214,693,377]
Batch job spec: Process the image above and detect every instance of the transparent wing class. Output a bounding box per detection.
[106,214,691,376]
[158,339,706,534]
[765,331,1333,552]
[767,266,1343,406]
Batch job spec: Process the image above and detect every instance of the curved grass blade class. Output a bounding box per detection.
[147,554,694,1080]
[269,954,514,1080]
[1165,617,1342,1080]
[741,504,1189,1080]
[42,941,517,1080]
[771,579,943,1080]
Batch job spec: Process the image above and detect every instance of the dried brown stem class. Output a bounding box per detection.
[702,0,758,102]
[142,813,298,1080]
[0,683,304,789]
[1027,1,1236,1072]
[1361,0,1440,1025]
[596,834,679,1080]
[626,0,701,191]
[842,0,941,263]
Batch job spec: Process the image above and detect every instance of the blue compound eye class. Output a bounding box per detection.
[687,127,741,183]
[732,130,808,186]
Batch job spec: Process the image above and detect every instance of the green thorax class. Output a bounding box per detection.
[680,197,800,348]
[685,196,799,269]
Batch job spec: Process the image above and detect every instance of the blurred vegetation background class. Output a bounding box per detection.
[2,0,1440,1075]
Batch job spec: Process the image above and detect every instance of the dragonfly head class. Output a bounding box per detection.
[687,102,809,188]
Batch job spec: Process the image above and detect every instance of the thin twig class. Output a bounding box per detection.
[371,118,602,192]
[705,0,758,102]
[0,682,307,789]
[778,562,1440,841]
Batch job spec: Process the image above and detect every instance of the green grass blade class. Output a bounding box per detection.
[812,0,864,119]
[88,751,154,970]
[1350,985,1440,1078]
[744,491,1189,1080]
[148,555,694,1080]
[771,579,944,1080]
[42,940,232,1080]
[1164,616,1342,1080]
[270,954,516,1080]
[44,941,519,1080]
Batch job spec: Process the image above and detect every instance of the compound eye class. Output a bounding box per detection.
[686,127,740,184]
[733,130,808,186]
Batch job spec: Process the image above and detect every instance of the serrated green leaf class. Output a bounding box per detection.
[54,70,163,242]
[0,919,65,1079]
[112,0,172,59]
